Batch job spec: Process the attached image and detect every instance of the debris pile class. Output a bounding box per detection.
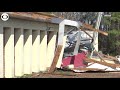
[60,24,120,73]
[61,49,120,72]
[48,21,120,74]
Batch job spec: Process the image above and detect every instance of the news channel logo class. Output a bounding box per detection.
[1,13,9,21]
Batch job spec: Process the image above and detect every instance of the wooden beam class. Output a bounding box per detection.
[1,12,56,23]
[94,51,106,62]
[73,67,105,71]
[81,23,108,36]
[48,45,63,73]
[35,12,59,18]
[103,54,118,61]
[94,51,118,62]
[56,35,67,68]
[85,58,120,68]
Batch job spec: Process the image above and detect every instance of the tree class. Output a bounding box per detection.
[99,12,120,56]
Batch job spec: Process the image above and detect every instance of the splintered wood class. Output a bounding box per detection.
[84,58,120,68]
[48,21,117,73]
[103,54,118,61]
[93,51,119,63]
[48,45,63,73]
[81,23,108,36]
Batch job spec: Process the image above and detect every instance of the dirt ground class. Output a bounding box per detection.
[20,69,120,78]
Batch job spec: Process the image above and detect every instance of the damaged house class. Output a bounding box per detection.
[0,12,120,78]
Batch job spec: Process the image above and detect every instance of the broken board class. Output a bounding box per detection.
[48,45,63,73]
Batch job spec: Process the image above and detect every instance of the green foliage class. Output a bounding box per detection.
[99,12,120,56]
[103,17,111,26]
[107,29,120,55]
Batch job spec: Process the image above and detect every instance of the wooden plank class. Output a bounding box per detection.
[98,57,115,61]
[73,67,105,71]
[103,54,118,61]
[35,12,58,17]
[94,51,106,62]
[94,51,118,62]
[85,58,120,68]
[61,67,105,71]
[1,12,55,22]
[56,35,67,68]
[81,23,108,36]
[48,45,63,73]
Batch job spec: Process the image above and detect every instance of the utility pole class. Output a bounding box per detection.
[93,12,103,51]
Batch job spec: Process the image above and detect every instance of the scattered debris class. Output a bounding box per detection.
[48,19,119,74]
[60,50,120,73]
